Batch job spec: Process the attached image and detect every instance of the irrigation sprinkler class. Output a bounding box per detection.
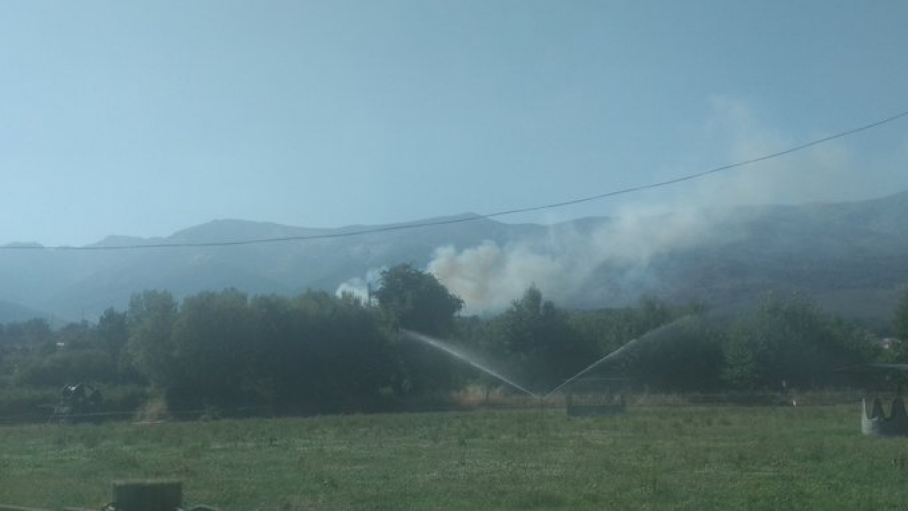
[544,335,641,400]
[400,330,540,399]
[546,315,698,400]
[401,315,699,411]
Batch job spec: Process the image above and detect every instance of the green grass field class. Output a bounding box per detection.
[2,404,908,510]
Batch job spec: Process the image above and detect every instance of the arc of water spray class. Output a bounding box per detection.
[400,329,541,399]
[403,314,700,402]
[543,337,642,399]
[544,315,695,399]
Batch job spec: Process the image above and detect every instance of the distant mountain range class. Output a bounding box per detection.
[2,191,908,328]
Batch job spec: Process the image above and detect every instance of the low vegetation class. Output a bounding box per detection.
[0,264,905,420]
[2,405,908,510]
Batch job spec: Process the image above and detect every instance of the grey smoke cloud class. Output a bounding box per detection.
[428,207,718,315]
[427,98,857,314]
[331,99,868,315]
[428,241,565,315]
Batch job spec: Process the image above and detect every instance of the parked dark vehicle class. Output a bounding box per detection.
[51,383,102,424]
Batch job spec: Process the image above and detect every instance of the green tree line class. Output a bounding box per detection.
[1,264,906,417]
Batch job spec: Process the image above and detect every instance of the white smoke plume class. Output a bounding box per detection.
[427,98,857,315]
[335,267,384,304]
[428,208,717,316]
[428,241,565,315]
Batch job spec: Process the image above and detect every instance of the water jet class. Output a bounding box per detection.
[545,315,697,399]
[400,329,541,399]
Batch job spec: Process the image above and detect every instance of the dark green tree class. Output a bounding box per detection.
[243,291,394,413]
[15,348,116,387]
[97,308,128,356]
[619,316,726,392]
[125,288,398,414]
[885,287,908,364]
[289,291,394,411]
[569,297,691,356]
[375,264,465,394]
[488,286,597,393]
[4,318,53,353]
[894,287,908,341]
[126,290,179,390]
[722,294,874,390]
[166,289,254,410]
[375,263,463,335]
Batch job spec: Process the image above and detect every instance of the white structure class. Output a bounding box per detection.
[862,397,908,437]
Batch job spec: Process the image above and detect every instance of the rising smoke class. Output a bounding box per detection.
[426,99,857,315]
[335,267,384,304]
[427,241,564,315]
[338,99,858,315]
[428,206,719,315]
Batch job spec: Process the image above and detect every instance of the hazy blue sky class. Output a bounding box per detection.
[2,1,907,246]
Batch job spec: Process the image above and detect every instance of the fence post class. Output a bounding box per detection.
[112,481,182,511]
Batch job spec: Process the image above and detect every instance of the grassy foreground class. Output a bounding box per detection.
[1,404,908,510]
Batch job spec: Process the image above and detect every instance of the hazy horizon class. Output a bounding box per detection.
[2,187,906,248]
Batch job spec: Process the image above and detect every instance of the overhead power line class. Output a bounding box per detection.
[4,109,908,251]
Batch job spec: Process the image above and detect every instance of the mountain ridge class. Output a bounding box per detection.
[1,192,907,327]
